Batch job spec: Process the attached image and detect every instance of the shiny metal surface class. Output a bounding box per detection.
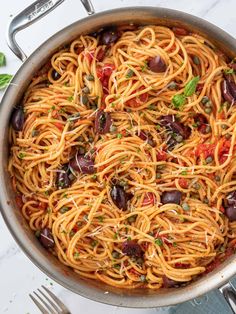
[2,5,236,309]
[6,0,95,61]
[219,283,236,313]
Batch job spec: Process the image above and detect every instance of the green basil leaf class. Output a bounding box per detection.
[0,74,13,90]
[172,93,186,109]
[0,52,6,67]
[184,76,200,97]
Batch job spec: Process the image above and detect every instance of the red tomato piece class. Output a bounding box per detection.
[126,86,149,108]
[156,150,167,161]
[142,192,155,206]
[54,122,64,130]
[85,51,94,64]
[179,178,188,189]
[218,139,231,164]
[195,143,215,159]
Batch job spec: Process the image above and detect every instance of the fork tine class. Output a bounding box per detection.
[33,291,57,314]
[42,285,70,312]
[38,288,61,313]
[29,293,49,314]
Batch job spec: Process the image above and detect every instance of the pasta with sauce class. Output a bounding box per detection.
[8,24,236,289]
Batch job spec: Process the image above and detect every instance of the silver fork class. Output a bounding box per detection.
[29,285,71,314]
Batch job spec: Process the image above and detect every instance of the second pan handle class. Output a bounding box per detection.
[6,0,95,62]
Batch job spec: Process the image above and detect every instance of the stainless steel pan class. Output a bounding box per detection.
[1,0,236,310]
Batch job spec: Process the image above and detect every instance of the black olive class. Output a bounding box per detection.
[122,240,143,258]
[70,153,95,174]
[225,206,236,222]
[161,190,182,205]
[226,191,236,206]
[224,74,236,99]
[56,166,71,189]
[161,115,191,139]
[100,28,120,45]
[51,69,61,81]
[162,276,179,288]
[221,80,235,103]
[148,56,167,73]
[95,110,112,134]
[110,185,129,210]
[11,107,24,131]
[39,228,55,249]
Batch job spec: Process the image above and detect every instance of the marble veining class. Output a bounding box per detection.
[0,0,236,313]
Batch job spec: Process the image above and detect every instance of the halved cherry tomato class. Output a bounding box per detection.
[142,192,155,206]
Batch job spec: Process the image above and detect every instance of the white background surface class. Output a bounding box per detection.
[0,0,236,313]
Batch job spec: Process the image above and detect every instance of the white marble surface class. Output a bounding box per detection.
[0,0,236,313]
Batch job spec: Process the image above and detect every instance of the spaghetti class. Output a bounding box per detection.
[8,24,236,289]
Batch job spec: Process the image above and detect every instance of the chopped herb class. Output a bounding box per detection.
[0,74,13,89]
[97,216,104,222]
[192,123,198,128]
[180,170,187,175]
[224,68,234,75]
[47,207,51,214]
[172,93,186,109]
[92,174,97,180]
[59,108,66,113]
[184,76,200,97]
[18,152,26,159]
[113,264,121,269]
[44,190,50,196]
[173,242,177,247]
[51,105,55,110]
[114,232,118,239]
[141,61,148,72]
[74,252,80,259]
[127,236,132,241]
[126,69,134,78]
[155,238,163,246]
[62,193,68,198]
[156,124,161,130]
[0,52,6,67]
[117,133,122,139]
[91,240,98,247]
[111,102,115,108]
[60,206,69,214]
[67,96,74,102]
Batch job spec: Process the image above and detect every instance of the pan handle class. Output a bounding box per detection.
[219,282,236,313]
[6,0,95,62]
